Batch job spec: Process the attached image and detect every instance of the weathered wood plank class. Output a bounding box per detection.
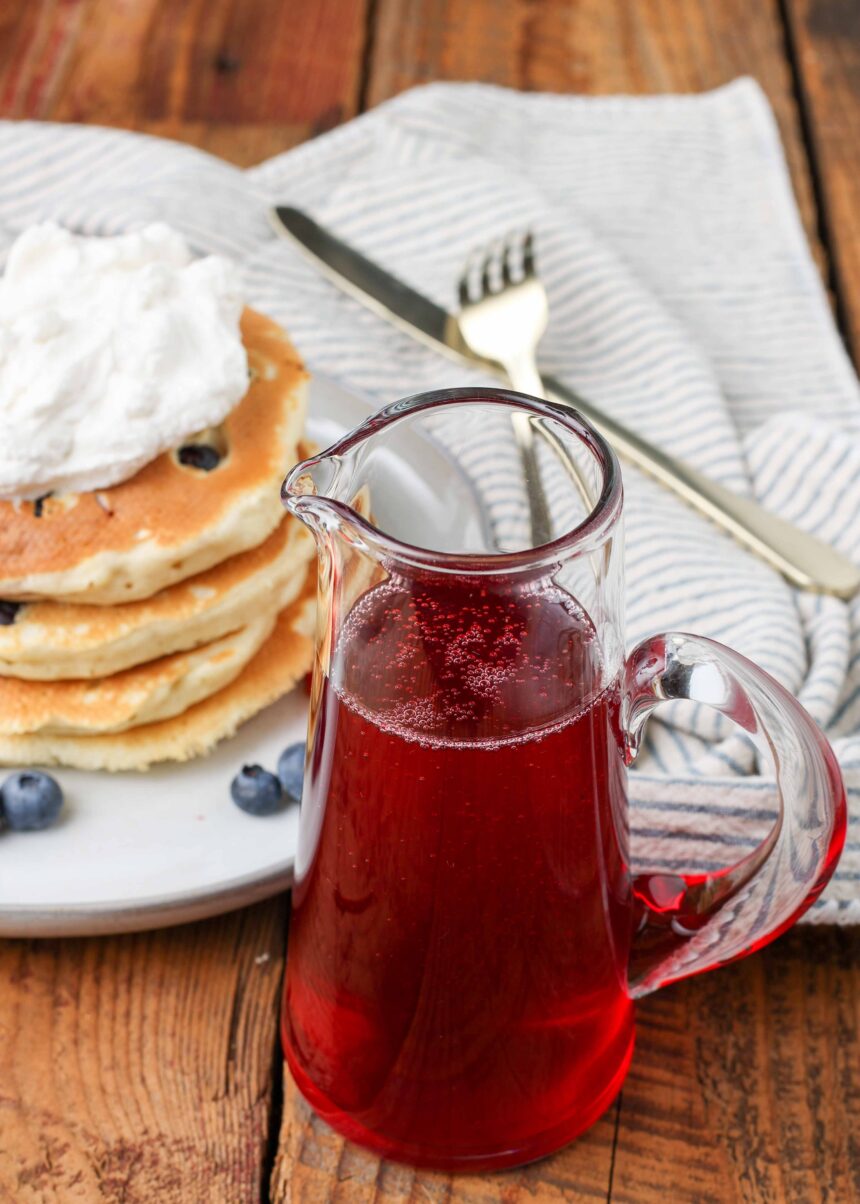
[0,0,370,165]
[613,925,860,1202]
[0,899,288,1203]
[365,0,823,273]
[272,925,860,1204]
[784,0,860,355]
[270,1068,618,1203]
[0,2,854,1202]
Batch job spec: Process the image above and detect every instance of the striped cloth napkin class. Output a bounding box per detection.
[1,77,858,922]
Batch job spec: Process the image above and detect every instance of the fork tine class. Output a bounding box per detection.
[461,234,537,304]
[458,264,471,308]
[481,249,495,299]
[523,231,536,277]
[501,236,516,286]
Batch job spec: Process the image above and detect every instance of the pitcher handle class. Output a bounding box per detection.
[623,632,846,997]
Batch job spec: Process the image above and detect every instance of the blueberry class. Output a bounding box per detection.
[277,742,306,802]
[1,770,64,831]
[0,601,22,626]
[230,764,283,816]
[178,444,221,471]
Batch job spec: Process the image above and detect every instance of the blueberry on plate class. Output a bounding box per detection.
[231,764,283,816]
[277,742,306,803]
[1,770,64,831]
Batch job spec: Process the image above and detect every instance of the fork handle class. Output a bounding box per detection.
[543,374,860,600]
[504,356,556,548]
[505,354,544,398]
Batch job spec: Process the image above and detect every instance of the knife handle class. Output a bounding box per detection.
[543,374,860,600]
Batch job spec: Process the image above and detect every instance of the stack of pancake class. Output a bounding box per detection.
[0,308,316,771]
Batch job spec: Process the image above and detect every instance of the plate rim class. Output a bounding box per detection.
[0,857,295,937]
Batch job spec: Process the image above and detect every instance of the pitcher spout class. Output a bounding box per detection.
[282,445,374,548]
[284,386,621,564]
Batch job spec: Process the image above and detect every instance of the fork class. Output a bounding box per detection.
[455,232,860,598]
[456,234,557,548]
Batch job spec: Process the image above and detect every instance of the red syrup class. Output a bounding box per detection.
[282,570,634,1170]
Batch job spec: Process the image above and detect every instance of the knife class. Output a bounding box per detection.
[270,205,860,599]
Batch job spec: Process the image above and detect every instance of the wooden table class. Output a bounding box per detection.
[0,3,858,1200]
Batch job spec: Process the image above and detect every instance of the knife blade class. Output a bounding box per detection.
[269,205,860,599]
[270,206,472,363]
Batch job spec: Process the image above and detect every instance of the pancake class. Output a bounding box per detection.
[0,513,314,679]
[0,308,307,604]
[0,575,316,770]
[0,608,286,736]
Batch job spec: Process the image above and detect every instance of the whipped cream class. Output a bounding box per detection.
[0,222,248,499]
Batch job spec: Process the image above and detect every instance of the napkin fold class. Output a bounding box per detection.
[1,77,858,921]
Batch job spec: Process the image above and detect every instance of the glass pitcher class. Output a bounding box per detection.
[280,388,845,1172]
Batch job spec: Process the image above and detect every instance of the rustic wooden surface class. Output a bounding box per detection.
[0,2,858,1201]
[783,0,860,357]
[0,899,289,1202]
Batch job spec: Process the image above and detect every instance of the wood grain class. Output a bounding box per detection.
[784,0,860,355]
[613,925,860,1203]
[270,1069,618,1203]
[0,0,370,165]
[272,925,860,1204]
[0,1,857,1201]
[366,0,823,272]
[0,898,288,1204]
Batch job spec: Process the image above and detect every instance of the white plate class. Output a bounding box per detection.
[0,374,475,937]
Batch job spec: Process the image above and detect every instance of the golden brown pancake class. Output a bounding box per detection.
[0,514,314,679]
[0,610,282,736]
[0,574,316,769]
[0,308,307,604]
